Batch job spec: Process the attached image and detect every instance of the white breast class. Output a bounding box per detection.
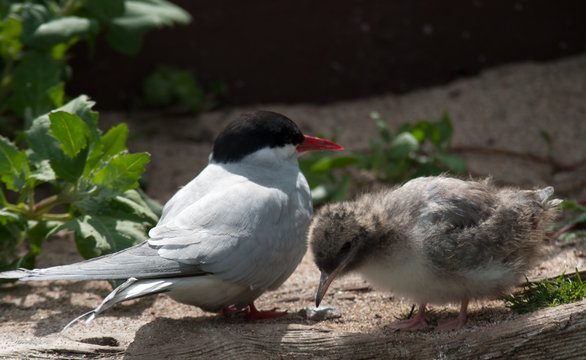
[166,275,264,312]
[358,253,522,305]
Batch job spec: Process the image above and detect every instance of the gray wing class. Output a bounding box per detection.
[407,177,556,273]
[148,176,311,291]
[408,176,496,229]
[0,241,205,281]
[0,164,228,282]
[401,177,500,272]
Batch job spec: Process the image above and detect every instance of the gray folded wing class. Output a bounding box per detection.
[149,176,311,291]
[0,241,205,281]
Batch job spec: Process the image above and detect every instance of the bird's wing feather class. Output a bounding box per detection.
[406,177,554,274]
[0,242,205,281]
[400,177,502,273]
[412,177,495,229]
[149,176,310,290]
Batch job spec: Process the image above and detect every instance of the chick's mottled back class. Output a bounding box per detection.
[310,176,560,330]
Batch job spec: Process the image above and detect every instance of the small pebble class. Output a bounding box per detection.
[298,306,342,321]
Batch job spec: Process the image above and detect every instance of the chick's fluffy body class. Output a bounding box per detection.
[310,176,560,305]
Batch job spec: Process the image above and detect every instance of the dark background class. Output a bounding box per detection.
[68,0,586,110]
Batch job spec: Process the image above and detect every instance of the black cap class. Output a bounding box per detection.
[211,111,305,163]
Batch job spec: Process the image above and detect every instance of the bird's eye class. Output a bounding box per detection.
[340,241,352,255]
[335,241,353,264]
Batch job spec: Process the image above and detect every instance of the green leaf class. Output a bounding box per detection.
[26,115,58,159]
[299,163,327,190]
[383,158,409,180]
[104,20,148,55]
[6,50,64,121]
[27,95,99,161]
[33,95,99,138]
[10,4,51,44]
[83,0,126,21]
[330,175,351,203]
[0,209,26,270]
[310,155,358,172]
[143,65,204,112]
[310,184,328,204]
[0,16,23,59]
[51,38,74,60]
[409,121,429,143]
[54,95,100,139]
[26,220,57,259]
[46,82,65,107]
[370,111,391,144]
[51,145,89,183]
[26,16,98,49]
[428,112,453,150]
[369,139,383,159]
[49,111,89,158]
[26,114,89,183]
[0,135,29,190]
[84,122,129,176]
[93,153,150,192]
[387,132,419,160]
[568,213,586,226]
[65,214,148,259]
[124,0,192,25]
[559,200,585,212]
[309,175,352,206]
[106,0,191,55]
[435,153,466,174]
[0,208,25,225]
[100,123,128,157]
[133,187,163,218]
[112,189,161,224]
[28,157,55,182]
[411,162,445,178]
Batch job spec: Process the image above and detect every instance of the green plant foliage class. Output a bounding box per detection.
[299,111,466,205]
[558,200,586,228]
[552,199,586,244]
[0,134,28,190]
[0,0,187,273]
[143,65,204,112]
[503,270,586,314]
[0,95,161,272]
[142,65,226,113]
[0,0,191,124]
[106,0,191,55]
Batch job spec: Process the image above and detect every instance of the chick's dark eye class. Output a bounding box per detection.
[335,241,353,264]
[339,241,352,255]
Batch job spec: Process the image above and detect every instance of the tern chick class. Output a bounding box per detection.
[0,110,342,326]
[310,176,560,331]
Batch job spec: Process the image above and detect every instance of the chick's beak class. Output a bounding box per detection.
[315,257,350,307]
[297,135,343,153]
[315,244,357,307]
[316,271,335,307]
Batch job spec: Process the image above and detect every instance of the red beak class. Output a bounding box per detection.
[296,135,343,153]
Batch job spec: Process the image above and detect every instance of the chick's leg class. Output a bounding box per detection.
[436,299,468,331]
[385,303,429,330]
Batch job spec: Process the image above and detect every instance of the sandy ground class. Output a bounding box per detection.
[1,54,585,358]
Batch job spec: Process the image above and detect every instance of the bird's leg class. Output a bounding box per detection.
[385,303,429,330]
[436,299,468,331]
[219,304,248,316]
[245,302,287,319]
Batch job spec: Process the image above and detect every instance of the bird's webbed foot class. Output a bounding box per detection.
[385,304,429,331]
